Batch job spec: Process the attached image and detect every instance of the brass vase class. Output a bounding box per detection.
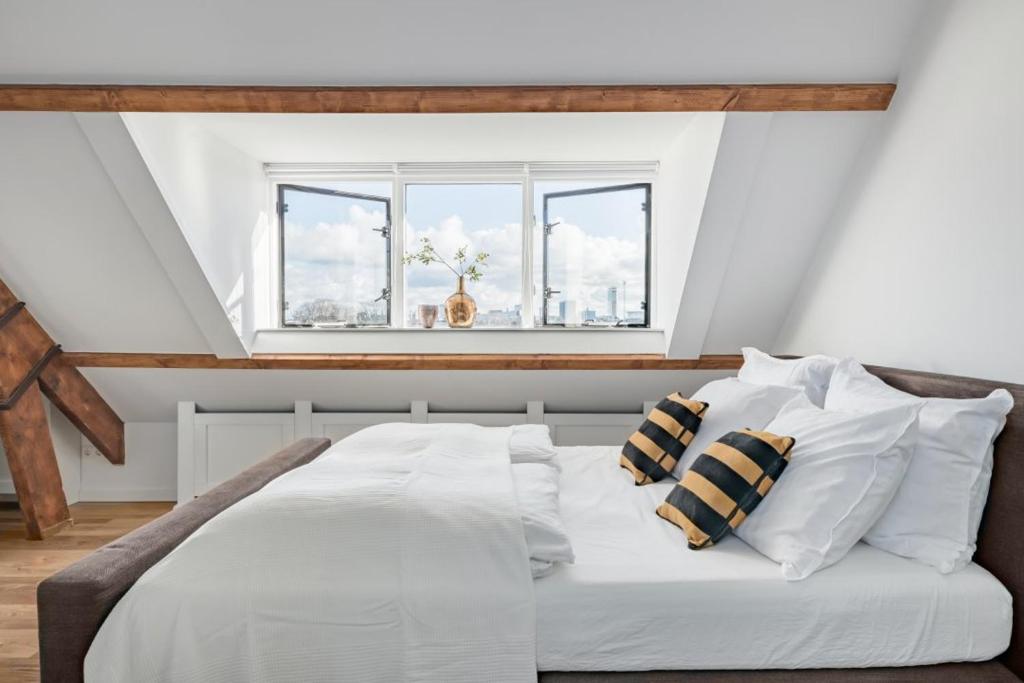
[445,276,477,328]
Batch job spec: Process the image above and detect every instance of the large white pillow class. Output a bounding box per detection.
[825,359,1014,573]
[735,395,921,580]
[737,347,839,407]
[670,378,802,479]
[511,462,574,575]
[509,424,557,465]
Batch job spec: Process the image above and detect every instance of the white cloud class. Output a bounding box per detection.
[283,204,389,315]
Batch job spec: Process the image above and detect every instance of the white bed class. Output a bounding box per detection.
[535,446,1013,671]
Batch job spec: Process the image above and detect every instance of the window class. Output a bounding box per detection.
[404,184,522,328]
[273,165,653,330]
[279,182,391,327]
[536,183,651,327]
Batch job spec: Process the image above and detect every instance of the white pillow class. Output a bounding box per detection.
[511,462,574,574]
[670,378,802,478]
[825,359,1014,572]
[510,424,557,465]
[735,395,921,580]
[737,347,839,407]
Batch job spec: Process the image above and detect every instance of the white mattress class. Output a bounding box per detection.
[535,446,1012,671]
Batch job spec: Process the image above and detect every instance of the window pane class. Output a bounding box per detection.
[404,184,522,328]
[281,184,390,326]
[537,183,649,327]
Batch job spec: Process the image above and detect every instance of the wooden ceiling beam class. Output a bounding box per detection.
[62,352,744,371]
[0,84,895,113]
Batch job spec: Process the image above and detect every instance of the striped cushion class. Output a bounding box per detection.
[657,429,795,549]
[620,394,708,485]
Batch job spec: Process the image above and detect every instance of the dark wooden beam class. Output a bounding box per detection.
[0,383,71,539]
[38,355,124,465]
[62,352,744,371]
[0,281,123,465]
[0,84,895,113]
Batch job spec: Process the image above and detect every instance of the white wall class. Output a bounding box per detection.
[776,0,1024,383]
[1,418,180,503]
[123,114,269,343]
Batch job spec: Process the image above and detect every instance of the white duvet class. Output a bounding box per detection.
[86,423,538,683]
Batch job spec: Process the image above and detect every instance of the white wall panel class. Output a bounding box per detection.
[777,0,1024,383]
[194,414,294,495]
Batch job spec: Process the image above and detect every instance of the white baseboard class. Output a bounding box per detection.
[78,487,176,502]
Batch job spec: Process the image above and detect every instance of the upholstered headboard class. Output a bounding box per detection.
[863,364,1024,678]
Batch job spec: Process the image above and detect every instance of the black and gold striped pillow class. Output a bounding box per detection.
[620,394,708,485]
[657,429,795,549]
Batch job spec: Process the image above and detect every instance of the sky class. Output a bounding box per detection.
[281,181,648,326]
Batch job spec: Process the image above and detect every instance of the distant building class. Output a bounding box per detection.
[559,300,579,325]
[582,308,597,322]
[607,286,625,320]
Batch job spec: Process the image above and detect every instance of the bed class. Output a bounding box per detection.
[538,446,1010,671]
[38,364,1024,682]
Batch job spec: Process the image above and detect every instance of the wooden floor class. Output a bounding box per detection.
[0,501,172,683]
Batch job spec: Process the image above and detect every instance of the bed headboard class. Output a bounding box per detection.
[863,364,1024,678]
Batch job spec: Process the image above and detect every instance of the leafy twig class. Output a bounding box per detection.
[403,237,489,282]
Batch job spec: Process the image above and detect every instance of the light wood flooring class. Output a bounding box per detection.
[0,501,172,682]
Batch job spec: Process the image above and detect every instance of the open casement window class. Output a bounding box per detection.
[279,184,391,327]
[541,183,652,327]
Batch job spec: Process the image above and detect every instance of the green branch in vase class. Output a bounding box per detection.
[403,237,489,282]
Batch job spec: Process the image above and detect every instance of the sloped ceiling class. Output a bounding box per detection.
[0,112,211,353]
[0,1,926,85]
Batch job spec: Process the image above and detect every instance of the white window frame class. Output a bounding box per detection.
[266,161,659,330]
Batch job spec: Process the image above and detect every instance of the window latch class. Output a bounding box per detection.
[373,223,390,239]
[544,221,561,236]
[544,286,561,300]
[374,288,391,303]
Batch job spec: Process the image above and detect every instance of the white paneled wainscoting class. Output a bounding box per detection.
[177,400,655,505]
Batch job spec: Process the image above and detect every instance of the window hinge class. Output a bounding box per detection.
[374,287,391,303]
[280,202,288,214]
[373,223,390,239]
[544,220,561,236]
[641,201,649,212]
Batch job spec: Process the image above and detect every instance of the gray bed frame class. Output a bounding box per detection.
[38,364,1024,682]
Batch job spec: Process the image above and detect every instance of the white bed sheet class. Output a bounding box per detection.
[536,446,1012,671]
